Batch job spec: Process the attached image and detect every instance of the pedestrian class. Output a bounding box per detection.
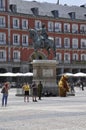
[1,82,10,107]
[70,83,75,93]
[80,81,84,91]
[31,81,38,102]
[38,81,43,100]
[22,83,30,102]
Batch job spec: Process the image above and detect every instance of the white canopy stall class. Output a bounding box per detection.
[73,72,86,77]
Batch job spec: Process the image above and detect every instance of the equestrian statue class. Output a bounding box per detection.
[29,24,56,59]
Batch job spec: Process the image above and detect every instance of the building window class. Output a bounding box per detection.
[72,24,78,33]
[72,38,78,49]
[22,19,28,29]
[55,22,61,32]
[22,35,28,46]
[81,54,86,61]
[56,53,62,63]
[13,34,20,45]
[64,23,70,33]
[0,33,6,44]
[13,18,20,29]
[0,0,5,11]
[80,24,86,34]
[64,38,70,48]
[35,20,42,29]
[0,50,6,61]
[72,53,78,61]
[69,12,76,19]
[48,21,54,32]
[80,39,86,49]
[13,51,20,62]
[0,0,3,7]
[64,53,70,63]
[0,16,5,27]
[55,37,61,48]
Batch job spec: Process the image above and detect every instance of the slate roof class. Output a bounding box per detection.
[9,0,86,20]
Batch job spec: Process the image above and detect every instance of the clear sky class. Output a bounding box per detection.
[25,0,86,6]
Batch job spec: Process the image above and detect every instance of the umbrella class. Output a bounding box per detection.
[73,72,86,77]
[0,72,33,77]
[23,72,33,76]
[59,72,74,77]
[0,72,16,77]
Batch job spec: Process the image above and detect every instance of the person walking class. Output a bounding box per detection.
[80,81,84,91]
[22,83,30,102]
[31,81,38,102]
[1,82,10,107]
[38,81,43,100]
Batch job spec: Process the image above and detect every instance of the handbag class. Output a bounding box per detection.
[1,87,5,93]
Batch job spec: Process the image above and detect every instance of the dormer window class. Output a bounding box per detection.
[51,10,59,18]
[68,12,76,19]
[10,4,17,13]
[31,7,39,16]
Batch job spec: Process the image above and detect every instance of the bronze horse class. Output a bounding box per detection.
[29,29,56,58]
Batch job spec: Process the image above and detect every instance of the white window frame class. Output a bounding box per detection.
[0,0,5,11]
[55,37,61,48]
[0,50,6,61]
[56,53,62,63]
[22,19,28,29]
[81,54,86,61]
[72,38,78,49]
[48,21,54,32]
[80,39,86,49]
[13,34,20,45]
[0,16,5,27]
[64,23,70,33]
[35,20,42,30]
[13,18,20,29]
[64,38,70,48]
[72,53,78,61]
[13,50,20,62]
[80,24,86,33]
[0,32,6,44]
[72,24,78,33]
[22,35,28,46]
[64,53,70,63]
[55,22,61,32]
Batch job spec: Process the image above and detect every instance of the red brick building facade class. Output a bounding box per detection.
[0,0,86,82]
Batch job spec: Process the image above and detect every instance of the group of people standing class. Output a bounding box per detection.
[1,75,78,106]
[0,80,43,107]
[22,81,43,102]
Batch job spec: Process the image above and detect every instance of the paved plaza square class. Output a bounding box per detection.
[0,87,86,130]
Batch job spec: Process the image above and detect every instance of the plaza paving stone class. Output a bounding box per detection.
[0,87,86,130]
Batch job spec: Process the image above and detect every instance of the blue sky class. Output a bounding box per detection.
[25,0,86,6]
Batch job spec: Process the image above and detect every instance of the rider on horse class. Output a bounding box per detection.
[41,23,48,40]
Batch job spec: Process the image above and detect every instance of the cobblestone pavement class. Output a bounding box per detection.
[0,87,86,130]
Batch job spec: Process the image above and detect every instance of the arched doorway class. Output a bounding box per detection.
[29,52,46,72]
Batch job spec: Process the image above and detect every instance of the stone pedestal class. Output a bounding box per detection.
[32,60,58,96]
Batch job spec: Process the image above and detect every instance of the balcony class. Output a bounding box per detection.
[57,60,86,65]
[71,61,86,64]
[13,58,20,62]
[0,23,6,28]
[0,7,5,11]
